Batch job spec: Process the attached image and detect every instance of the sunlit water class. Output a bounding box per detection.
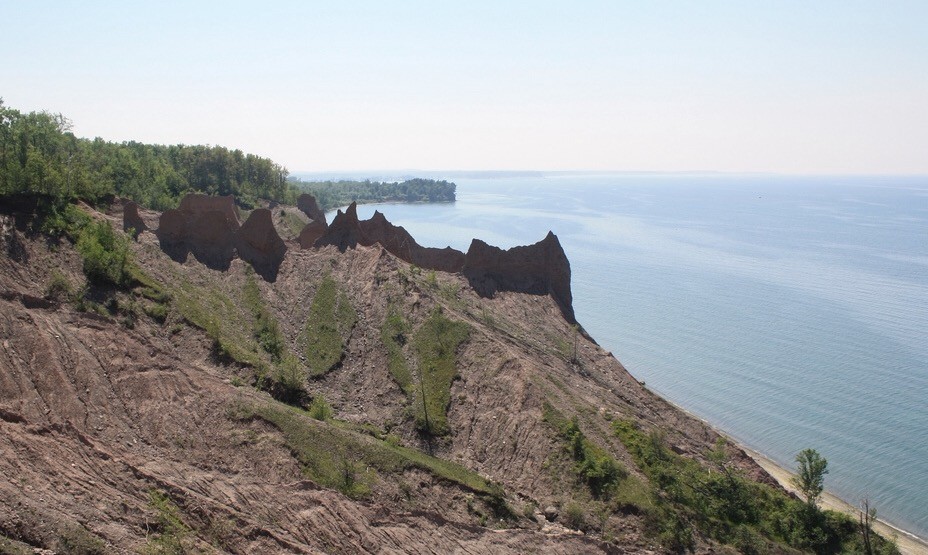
[326,174,928,539]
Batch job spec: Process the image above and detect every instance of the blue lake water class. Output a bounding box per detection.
[328,174,928,539]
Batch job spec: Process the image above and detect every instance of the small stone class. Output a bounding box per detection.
[544,505,558,521]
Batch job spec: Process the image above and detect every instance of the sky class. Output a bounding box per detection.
[3,1,927,174]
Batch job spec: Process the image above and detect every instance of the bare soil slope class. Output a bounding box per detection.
[0,203,772,554]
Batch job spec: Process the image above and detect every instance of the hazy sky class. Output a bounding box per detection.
[3,1,927,174]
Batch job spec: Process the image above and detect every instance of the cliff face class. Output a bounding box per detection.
[463,232,574,322]
[312,202,366,251]
[311,203,466,274]
[156,194,240,270]
[296,193,326,225]
[235,208,287,281]
[358,210,466,273]
[122,200,146,238]
[143,194,575,318]
[307,203,570,318]
[297,218,327,249]
[145,195,289,281]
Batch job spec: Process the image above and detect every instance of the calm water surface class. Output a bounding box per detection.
[330,174,928,538]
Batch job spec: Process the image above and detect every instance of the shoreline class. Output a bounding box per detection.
[741,444,928,555]
[648,391,928,554]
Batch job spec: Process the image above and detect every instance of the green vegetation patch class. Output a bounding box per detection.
[542,403,648,508]
[411,309,470,435]
[278,209,307,237]
[171,267,314,403]
[38,200,92,239]
[0,99,290,210]
[239,401,501,499]
[141,490,193,555]
[381,305,413,391]
[242,267,312,401]
[613,420,899,554]
[301,276,356,377]
[76,219,132,287]
[243,269,285,362]
[171,272,265,369]
[33,203,176,328]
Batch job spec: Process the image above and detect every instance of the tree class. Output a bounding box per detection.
[792,448,828,507]
[859,498,876,555]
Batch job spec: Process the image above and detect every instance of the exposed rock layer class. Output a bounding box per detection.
[142,194,574,315]
[235,208,287,281]
[147,194,289,280]
[298,219,328,249]
[296,193,326,225]
[359,210,466,273]
[310,202,573,321]
[155,194,240,270]
[463,232,574,322]
[313,203,366,252]
[122,200,146,238]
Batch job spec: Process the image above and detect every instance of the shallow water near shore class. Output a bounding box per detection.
[327,173,928,540]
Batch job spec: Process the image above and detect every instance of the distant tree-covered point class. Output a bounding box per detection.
[1,99,456,216]
[291,178,456,212]
[0,99,290,210]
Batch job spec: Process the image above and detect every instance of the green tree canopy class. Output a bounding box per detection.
[0,99,291,210]
[793,448,828,506]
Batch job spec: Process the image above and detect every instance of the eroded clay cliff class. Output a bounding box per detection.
[298,219,328,249]
[359,210,466,273]
[0,198,780,554]
[235,208,287,281]
[463,232,574,322]
[296,193,326,225]
[122,200,146,238]
[302,202,573,320]
[156,194,240,270]
[142,195,575,318]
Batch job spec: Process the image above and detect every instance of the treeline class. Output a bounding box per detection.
[291,178,456,211]
[0,100,290,210]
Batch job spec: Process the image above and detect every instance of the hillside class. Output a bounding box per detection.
[0,195,896,554]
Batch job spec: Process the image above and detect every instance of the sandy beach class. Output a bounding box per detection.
[741,445,928,555]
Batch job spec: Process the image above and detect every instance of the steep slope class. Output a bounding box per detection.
[0,199,878,554]
[0,206,620,553]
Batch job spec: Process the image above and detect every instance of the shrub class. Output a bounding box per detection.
[543,405,628,499]
[308,395,333,421]
[75,220,131,287]
[142,490,191,555]
[243,271,284,361]
[57,525,106,554]
[143,302,169,323]
[45,271,74,302]
[612,419,891,554]
[39,201,91,238]
[273,354,305,404]
[562,502,587,531]
[381,305,412,390]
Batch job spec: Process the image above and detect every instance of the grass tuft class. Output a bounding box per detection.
[141,490,192,555]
